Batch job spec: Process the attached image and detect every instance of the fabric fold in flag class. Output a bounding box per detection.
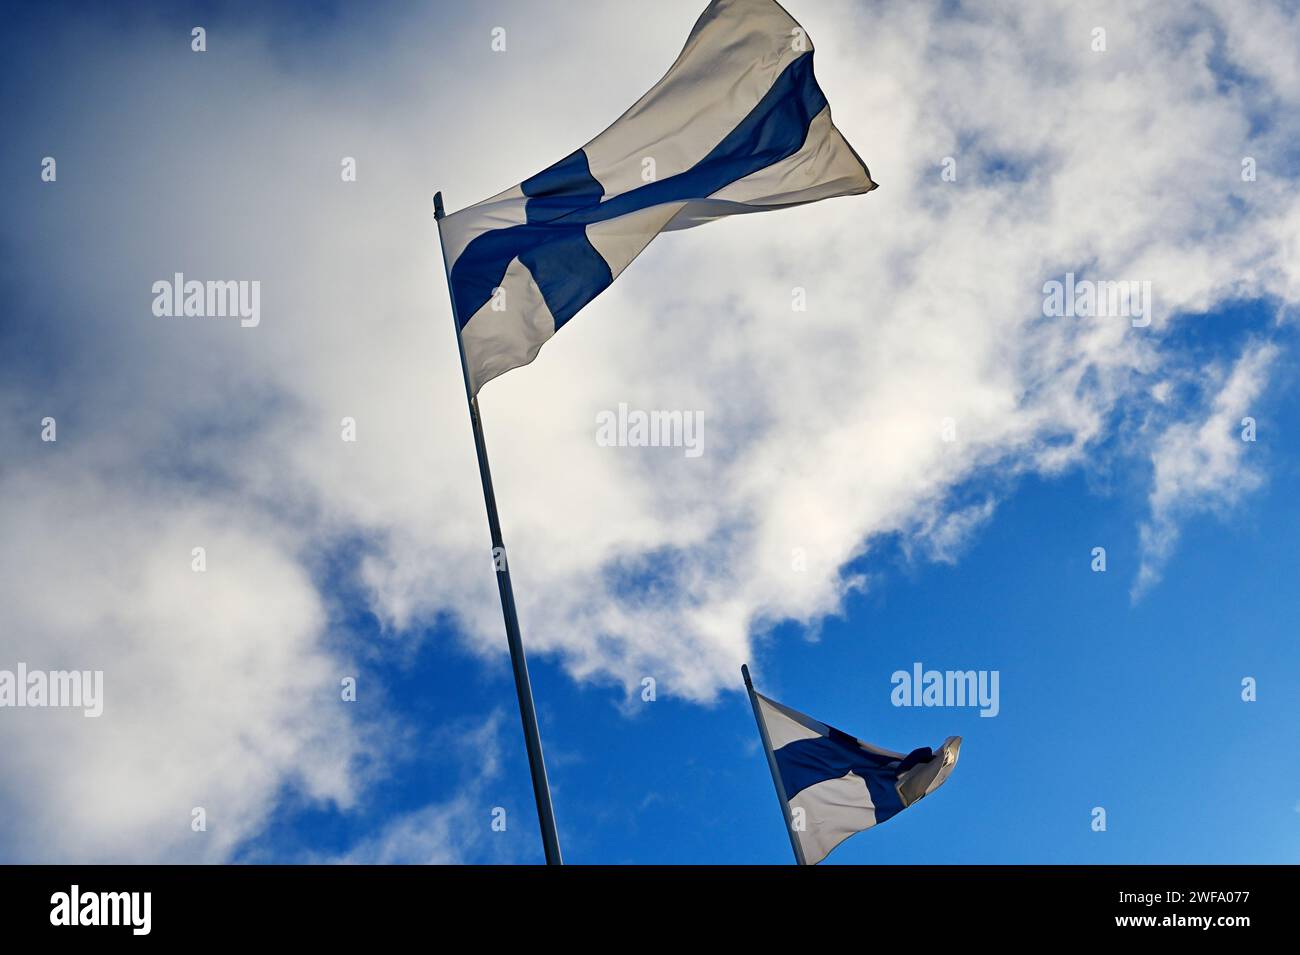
[438,0,877,394]
[754,690,961,864]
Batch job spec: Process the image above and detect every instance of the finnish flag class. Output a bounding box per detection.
[438,0,876,394]
[747,674,961,864]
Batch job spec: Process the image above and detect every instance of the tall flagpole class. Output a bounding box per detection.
[742,664,806,865]
[434,191,563,865]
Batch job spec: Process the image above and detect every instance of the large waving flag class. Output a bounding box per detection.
[438,0,876,394]
[744,667,960,864]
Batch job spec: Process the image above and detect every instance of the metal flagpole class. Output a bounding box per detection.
[433,191,563,865]
[742,664,807,865]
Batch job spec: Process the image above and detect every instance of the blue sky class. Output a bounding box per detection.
[1,0,1297,864]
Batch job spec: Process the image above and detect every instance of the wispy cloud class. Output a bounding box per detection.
[1135,340,1279,597]
[330,712,518,865]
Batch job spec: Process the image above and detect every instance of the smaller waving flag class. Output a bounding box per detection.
[743,665,961,864]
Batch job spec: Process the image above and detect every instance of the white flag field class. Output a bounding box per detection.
[438,0,876,393]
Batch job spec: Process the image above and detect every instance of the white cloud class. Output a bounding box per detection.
[331,713,514,865]
[1,0,1297,860]
[0,467,365,862]
[1135,340,1278,596]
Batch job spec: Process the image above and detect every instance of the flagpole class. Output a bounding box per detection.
[742,664,807,865]
[434,191,563,866]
